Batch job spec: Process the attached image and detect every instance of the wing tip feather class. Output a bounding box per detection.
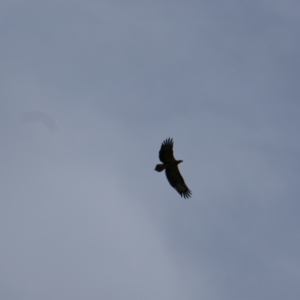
[180,189,192,199]
[162,137,173,147]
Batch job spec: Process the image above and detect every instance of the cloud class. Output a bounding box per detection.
[20,110,57,132]
[0,0,300,299]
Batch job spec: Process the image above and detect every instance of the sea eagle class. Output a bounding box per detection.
[155,138,192,199]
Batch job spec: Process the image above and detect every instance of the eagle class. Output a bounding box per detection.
[155,138,192,199]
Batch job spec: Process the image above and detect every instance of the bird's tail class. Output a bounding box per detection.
[155,164,165,172]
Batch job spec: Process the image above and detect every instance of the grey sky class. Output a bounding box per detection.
[1,1,300,299]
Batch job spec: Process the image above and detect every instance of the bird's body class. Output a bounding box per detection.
[155,138,192,199]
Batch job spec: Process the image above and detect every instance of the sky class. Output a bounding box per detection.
[1,0,300,299]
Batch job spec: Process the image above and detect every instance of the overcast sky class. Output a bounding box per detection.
[1,1,300,299]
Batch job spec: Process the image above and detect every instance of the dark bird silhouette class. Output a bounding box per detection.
[155,138,192,199]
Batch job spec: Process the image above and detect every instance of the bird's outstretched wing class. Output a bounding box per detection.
[159,138,175,163]
[165,166,192,199]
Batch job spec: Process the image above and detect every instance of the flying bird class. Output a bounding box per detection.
[155,138,192,199]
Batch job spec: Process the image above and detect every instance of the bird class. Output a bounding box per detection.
[155,138,192,199]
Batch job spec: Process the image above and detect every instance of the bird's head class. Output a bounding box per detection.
[176,160,183,165]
